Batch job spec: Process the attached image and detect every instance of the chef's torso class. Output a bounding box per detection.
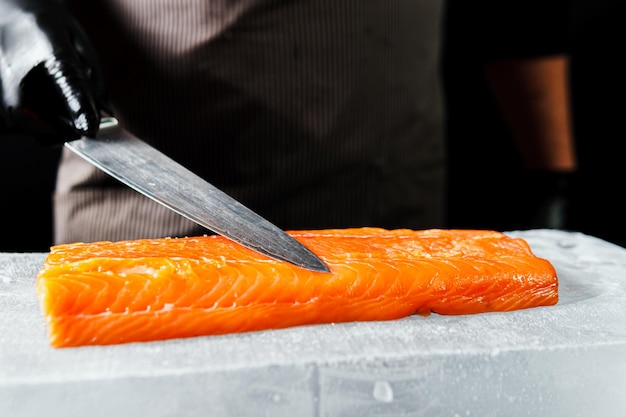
[55,0,445,243]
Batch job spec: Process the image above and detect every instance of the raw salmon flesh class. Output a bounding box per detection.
[36,228,558,348]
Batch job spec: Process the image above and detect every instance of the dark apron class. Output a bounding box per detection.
[55,0,445,243]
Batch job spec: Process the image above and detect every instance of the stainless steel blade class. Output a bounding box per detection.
[65,117,330,273]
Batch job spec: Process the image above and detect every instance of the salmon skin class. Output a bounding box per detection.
[36,228,558,348]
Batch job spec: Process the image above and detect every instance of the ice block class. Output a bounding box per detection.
[1,230,625,417]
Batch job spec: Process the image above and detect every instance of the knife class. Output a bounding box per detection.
[65,117,330,273]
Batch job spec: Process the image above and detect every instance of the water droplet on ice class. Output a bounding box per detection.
[372,380,393,403]
[557,239,576,249]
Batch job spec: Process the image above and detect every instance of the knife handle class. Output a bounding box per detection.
[99,116,120,131]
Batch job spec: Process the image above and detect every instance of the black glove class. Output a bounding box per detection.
[0,0,108,144]
[527,170,575,230]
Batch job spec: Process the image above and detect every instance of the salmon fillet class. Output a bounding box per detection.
[36,228,558,348]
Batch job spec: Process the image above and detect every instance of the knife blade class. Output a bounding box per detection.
[65,117,330,273]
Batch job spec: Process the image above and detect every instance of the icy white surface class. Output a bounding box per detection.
[1,229,625,417]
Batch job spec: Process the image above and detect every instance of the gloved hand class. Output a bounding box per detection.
[0,0,108,144]
[527,170,575,230]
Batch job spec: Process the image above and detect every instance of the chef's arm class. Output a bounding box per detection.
[0,0,108,143]
[484,53,577,228]
[484,53,577,172]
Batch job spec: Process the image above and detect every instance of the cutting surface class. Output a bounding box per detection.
[1,229,625,416]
